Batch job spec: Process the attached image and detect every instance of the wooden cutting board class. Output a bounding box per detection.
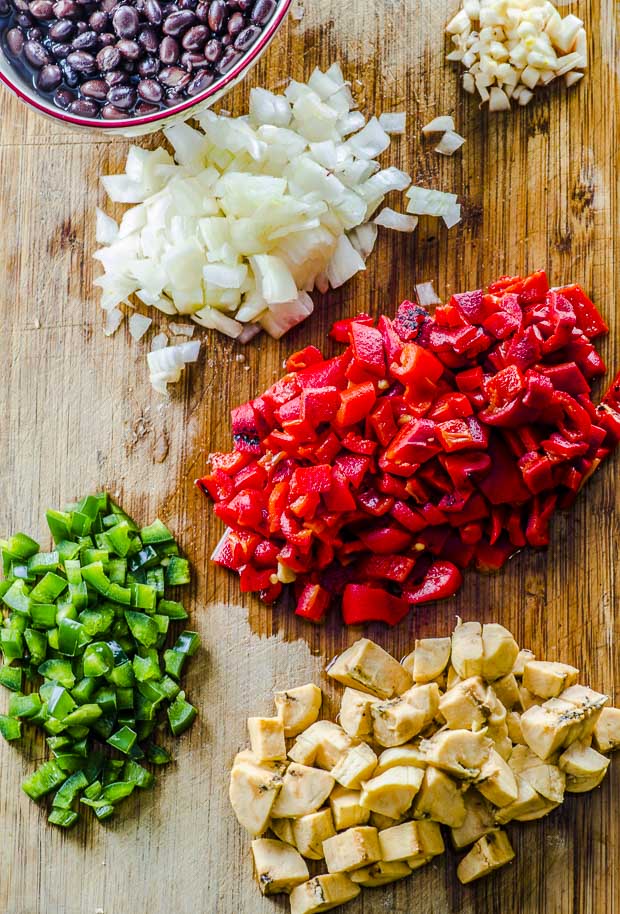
[1,0,618,912]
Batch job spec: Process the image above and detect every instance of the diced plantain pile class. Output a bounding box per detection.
[229,620,620,911]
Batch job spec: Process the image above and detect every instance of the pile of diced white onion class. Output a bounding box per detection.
[446,0,587,110]
[94,65,461,393]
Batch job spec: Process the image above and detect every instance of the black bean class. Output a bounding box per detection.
[226,10,243,36]
[181,49,207,68]
[5,27,25,55]
[134,100,158,114]
[162,8,194,35]
[53,86,75,106]
[233,23,258,50]
[28,0,54,18]
[50,40,71,58]
[100,0,116,10]
[69,97,99,115]
[81,76,108,97]
[26,25,42,38]
[158,34,178,62]
[203,37,222,61]
[67,49,96,71]
[250,0,274,25]
[137,25,158,51]
[49,19,75,40]
[137,54,158,75]
[106,83,135,106]
[116,37,140,58]
[103,67,128,85]
[23,39,51,67]
[52,0,78,17]
[112,4,139,37]
[137,76,162,101]
[178,0,195,8]
[180,22,207,48]
[15,12,33,27]
[144,0,162,22]
[14,0,30,11]
[158,63,187,85]
[216,45,239,71]
[194,0,208,20]
[62,62,79,83]
[207,0,224,32]
[98,32,115,45]
[236,0,253,10]
[96,44,120,68]
[121,58,135,72]
[220,31,230,45]
[72,29,98,48]
[89,10,109,30]
[187,68,213,94]
[35,62,62,89]
[101,102,125,117]
[75,21,88,33]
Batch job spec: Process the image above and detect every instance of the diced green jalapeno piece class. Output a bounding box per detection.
[84,780,102,800]
[52,770,89,809]
[80,562,111,596]
[0,714,21,741]
[107,660,135,689]
[133,651,160,682]
[107,522,136,558]
[1,629,24,663]
[22,760,67,799]
[47,735,73,754]
[71,677,98,704]
[107,726,138,755]
[68,581,88,610]
[167,693,197,736]
[107,583,131,606]
[48,808,79,828]
[130,583,156,612]
[140,519,174,545]
[94,803,116,820]
[158,675,180,700]
[38,658,75,689]
[146,743,172,765]
[174,631,201,656]
[146,567,165,595]
[94,686,117,715]
[2,580,31,614]
[57,618,89,657]
[0,665,23,691]
[47,686,77,720]
[78,607,114,637]
[6,533,40,560]
[30,603,57,630]
[83,642,114,678]
[155,599,188,620]
[124,611,159,648]
[62,704,102,728]
[128,545,159,572]
[56,754,86,773]
[164,649,186,681]
[30,572,67,604]
[9,692,42,718]
[107,559,127,585]
[46,510,72,544]
[27,552,59,576]
[47,628,59,651]
[70,511,92,537]
[63,559,82,585]
[24,628,47,665]
[116,687,134,710]
[8,612,27,633]
[56,541,81,563]
[164,556,191,586]
[123,759,155,789]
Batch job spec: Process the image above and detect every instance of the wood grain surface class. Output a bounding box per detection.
[1,0,619,912]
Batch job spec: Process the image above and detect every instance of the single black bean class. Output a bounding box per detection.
[28,0,54,18]
[101,102,125,117]
[116,37,140,58]
[23,39,51,67]
[233,23,258,50]
[81,76,108,97]
[187,68,213,94]
[35,62,62,90]
[96,43,121,68]
[195,0,208,21]
[67,49,96,71]
[138,25,158,51]
[50,40,71,58]
[75,21,88,34]
[203,36,222,61]
[180,22,207,49]
[158,34,178,62]
[135,100,158,114]
[162,9,194,35]
[106,83,136,107]
[207,0,224,32]
[98,32,115,46]
[158,63,187,85]
[5,27,25,55]
[52,0,78,17]
[72,29,98,48]
[62,62,79,84]
[53,86,75,106]
[49,19,75,40]
[181,49,207,68]
[69,97,99,115]
[112,4,139,37]
[14,0,30,11]
[89,10,108,30]
[15,12,33,28]
[220,32,230,45]
[104,67,128,85]
[137,54,159,76]
[250,0,274,25]
[217,46,239,71]
[144,0,162,23]
[137,76,162,102]
[226,11,243,36]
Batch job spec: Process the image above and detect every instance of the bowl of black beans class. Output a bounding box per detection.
[0,0,291,132]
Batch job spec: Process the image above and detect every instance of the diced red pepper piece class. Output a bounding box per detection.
[385,419,440,466]
[539,362,589,396]
[334,454,372,488]
[356,489,395,517]
[476,437,531,505]
[341,584,410,626]
[362,554,417,583]
[239,565,274,593]
[253,540,280,568]
[297,352,351,390]
[286,346,324,372]
[518,452,556,494]
[475,537,516,571]
[369,399,398,447]
[526,493,557,547]
[390,501,427,533]
[450,289,486,324]
[393,300,430,341]
[429,393,473,422]
[455,366,484,393]
[378,315,404,364]
[335,382,377,428]
[323,471,357,513]
[402,561,462,604]
[340,432,378,456]
[209,451,252,475]
[295,583,330,622]
[358,525,413,554]
[300,387,341,425]
[197,469,235,503]
[435,417,489,453]
[556,284,608,339]
[349,322,386,378]
[329,314,374,343]
[290,465,333,498]
[231,402,268,455]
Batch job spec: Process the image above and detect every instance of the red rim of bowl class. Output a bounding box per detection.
[0,0,292,130]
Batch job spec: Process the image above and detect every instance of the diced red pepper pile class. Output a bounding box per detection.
[198,271,620,626]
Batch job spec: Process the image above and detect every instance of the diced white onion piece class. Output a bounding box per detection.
[435,130,466,156]
[100,175,147,204]
[250,254,298,304]
[406,186,458,217]
[378,112,406,134]
[415,281,442,306]
[169,322,195,337]
[103,308,124,337]
[338,111,366,136]
[564,70,583,87]
[518,87,535,104]
[237,323,262,344]
[348,223,378,260]
[326,235,366,288]
[260,292,314,339]
[128,313,152,341]
[249,87,292,127]
[151,332,168,351]
[203,263,248,289]
[347,117,391,159]
[489,86,511,110]
[95,208,118,245]
[422,115,456,134]
[373,207,418,232]
[442,202,462,229]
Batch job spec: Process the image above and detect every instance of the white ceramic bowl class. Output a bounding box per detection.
[0,0,291,136]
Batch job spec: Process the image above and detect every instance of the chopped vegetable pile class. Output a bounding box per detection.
[199,271,620,625]
[229,619,620,912]
[94,63,462,393]
[446,0,587,110]
[0,494,199,828]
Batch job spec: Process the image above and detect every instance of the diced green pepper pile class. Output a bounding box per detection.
[0,493,199,828]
